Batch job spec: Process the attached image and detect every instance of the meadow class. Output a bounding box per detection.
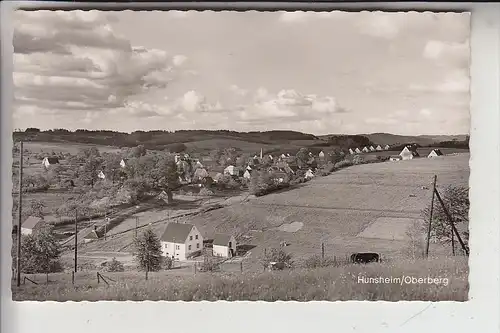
[12,257,468,301]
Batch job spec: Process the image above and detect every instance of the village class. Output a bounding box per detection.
[14,139,459,276]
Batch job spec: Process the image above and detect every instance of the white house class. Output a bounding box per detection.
[246,165,253,171]
[243,170,251,179]
[193,167,209,181]
[280,153,287,159]
[224,165,242,177]
[390,155,403,162]
[399,146,419,160]
[355,148,362,154]
[120,159,128,168]
[212,233,237,258]
[160,222,204,261]
[362,147,369,153]
[305,169,314,179]
[384,145,390,150]
[428,149,444,158]
[318,151,325,159]
[98,170,106,179]
[42,157,59,168]
[349,148,355,155]
[376,145,383,151]
[21,216,44,236]
[369,146,376,151]
[268,155,274,161]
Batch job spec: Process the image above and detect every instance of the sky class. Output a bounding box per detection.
[12,10,470,136]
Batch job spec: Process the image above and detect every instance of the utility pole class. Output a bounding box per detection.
[425,175,437,258]
[135,216,139,238]
[16,141,23,287]
[74,209,78,273]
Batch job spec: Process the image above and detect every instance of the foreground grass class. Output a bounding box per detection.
[12,257,468,301]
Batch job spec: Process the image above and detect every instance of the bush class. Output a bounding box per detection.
[199,256,222,272]
[260,248,294,270]
[107,257,125,272]
[163,256,173,270]
[334,159,353,169]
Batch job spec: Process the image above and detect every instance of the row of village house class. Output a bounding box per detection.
[21,217,236,261]
[41,145,446,184]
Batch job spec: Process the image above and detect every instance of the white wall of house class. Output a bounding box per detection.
[161,227,203,261]
[21,227,33,236]
[213,237,237,258]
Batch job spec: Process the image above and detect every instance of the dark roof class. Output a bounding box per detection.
[44,157,59,164]
[160,222,195,243]
[22,216,43,229]
[213,233,234,246]
[431,149,443,156]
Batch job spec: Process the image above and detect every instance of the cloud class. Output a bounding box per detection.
[229,84,248,96]
[173,55,187,66]
[410,69,469,93]
[234,88,348,125]
[175,91,223,113]
[12,10,186,116]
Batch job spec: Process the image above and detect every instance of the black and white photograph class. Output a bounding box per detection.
[9,9,470,301]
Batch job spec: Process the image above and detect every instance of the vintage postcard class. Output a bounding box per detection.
[10,9,470,302]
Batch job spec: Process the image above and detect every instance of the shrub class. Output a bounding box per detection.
[107,257,125,272]
[199,256,222,272]
[163,256,173,270]
[334,159,353,169]
[260,248,294,270]
[199,187,214,196]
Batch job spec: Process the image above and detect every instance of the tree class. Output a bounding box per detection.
[295,148,310,165]
[102,153,123,184]
[28,199,45,219]
[128,145,147,158]
[421,185,469,252]
[79,155,103,188]
[20,226,62,281]
[133,228,163,274]
[404,219,425,259]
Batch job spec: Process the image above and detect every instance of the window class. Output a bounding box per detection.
[195,235,198,240]
[190,236,193,241]
[196,243,200,249]
[188,245,192,250]
[176,245,180,250]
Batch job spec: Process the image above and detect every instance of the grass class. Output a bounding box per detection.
[12,257,468,301]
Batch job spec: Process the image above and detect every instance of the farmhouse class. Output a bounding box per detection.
[305,169,314,179]
[212,233,237,258]
[376,145,383,151]
[349,148,355,155]
[399,146,420,160]
[428,149,444,158]
[318,151,325,159]
[362,147,369,153]
[224,165,242,177]
[193,167,209,181]
[369,146,376,151]
[120,159,128,168]
[389,155,403,162]
[243,170,251,179]
[42,157,59,168]
[355,148,362,154]
[160,222,204,261]
[98,170,106,179]
[21,216,44,236]
[384,145,390,150]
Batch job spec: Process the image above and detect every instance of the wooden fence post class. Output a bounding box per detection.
[240,261,243,273]
[321,242,325,259]
[97,272,100,284]
[71,271,75,285]
[425,175,437,258]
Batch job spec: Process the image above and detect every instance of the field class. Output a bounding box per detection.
[12,256,468,301]
[73,153,469,272]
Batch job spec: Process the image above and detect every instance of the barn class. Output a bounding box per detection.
[160,222,204,261]
[21,216,44,236]
[428,149,444,158]
[212,233,237,258]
